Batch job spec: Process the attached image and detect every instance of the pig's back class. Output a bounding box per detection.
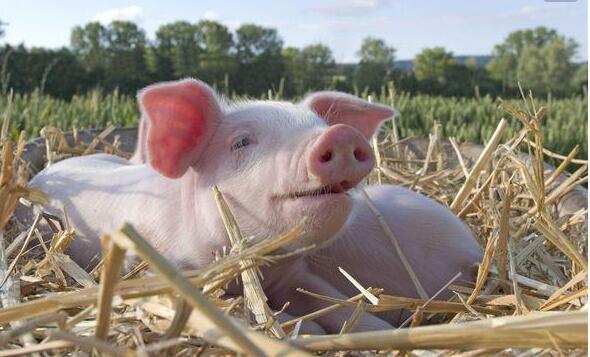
[28,154,180,268]
[30,154,164,211]
[308,185,481,316]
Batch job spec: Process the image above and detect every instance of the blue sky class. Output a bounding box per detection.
[1,0,587,62]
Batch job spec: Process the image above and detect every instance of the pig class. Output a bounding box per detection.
[128,80,483,330]
[27,78,481,333]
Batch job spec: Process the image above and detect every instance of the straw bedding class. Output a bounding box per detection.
[0,90,586,356]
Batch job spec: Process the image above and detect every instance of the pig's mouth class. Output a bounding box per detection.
[285,181,353,199]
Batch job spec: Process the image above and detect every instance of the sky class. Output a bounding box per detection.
[1,0,588,62]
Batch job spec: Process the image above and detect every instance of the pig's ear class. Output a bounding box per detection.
[139,79,221,178]
[302,91,398,139]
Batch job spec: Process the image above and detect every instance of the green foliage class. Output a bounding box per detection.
[0,45,88,99]
[70,22,109,74]
[152,21,202,79]
[234,24,284,96]
[571,63,588,93]
[411,49,498,97]
[195,20,236,87]
[357,37,395,65]
[487,27,579,96]
[71,21,149,93]
[414,47,455,82]
[354,37,395,93]
[282,44,335,96]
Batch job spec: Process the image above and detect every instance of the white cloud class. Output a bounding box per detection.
[203,10,220,21]
[92,5,144,25]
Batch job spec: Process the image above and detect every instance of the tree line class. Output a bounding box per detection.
[0,20,586,99]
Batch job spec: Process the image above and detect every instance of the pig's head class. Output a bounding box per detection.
[138,79,395,253]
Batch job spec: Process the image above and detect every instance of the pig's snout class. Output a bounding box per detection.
[308,124,375,189]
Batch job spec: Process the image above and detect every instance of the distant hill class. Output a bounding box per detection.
[394,55,493,72]
[337,55,494,73]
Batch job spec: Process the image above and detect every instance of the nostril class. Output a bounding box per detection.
[353,148,368,162]
[320,150,333,163]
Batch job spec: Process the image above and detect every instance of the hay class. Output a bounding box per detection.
[0,90,586,356]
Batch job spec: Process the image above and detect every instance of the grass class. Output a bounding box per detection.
[0,87,587,161]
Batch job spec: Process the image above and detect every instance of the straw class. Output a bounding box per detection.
[292,310,587,351]
[110,223,264,356]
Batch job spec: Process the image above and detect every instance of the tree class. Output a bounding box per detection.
[283,44,335,96]
[153,21,201,79]
[195,20,236,89]
[104,21,149,93]
[487,27,578,95]
[281,46,303,97]
[412,48,499,97]
[0,44,88,99]
[413,47,458,95]
[235,24,283,64]
[234,24,284,95]
[540,37,577,93]
[354,37,395,93]
[463,57,499,97]
[516,46,545,92]
[0,19,5,38]
[413,47,455,83]
[358,37,395,65]
[300,44,335,91]
[70,22,109,80]
[29,47,88,98]
[71,21,149,94]
[571,62,587,93]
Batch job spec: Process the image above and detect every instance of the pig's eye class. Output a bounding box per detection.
[231,136,254,152]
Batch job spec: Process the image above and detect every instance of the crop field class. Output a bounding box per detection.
[1,88,586,161]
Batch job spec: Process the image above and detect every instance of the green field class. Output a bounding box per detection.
[1,89,587,160]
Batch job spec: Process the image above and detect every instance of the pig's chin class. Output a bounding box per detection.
[279,188,353,248]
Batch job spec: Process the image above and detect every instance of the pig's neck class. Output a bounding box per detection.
[171,171,232,268]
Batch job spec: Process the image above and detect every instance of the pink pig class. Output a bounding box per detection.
[28,79,481,333]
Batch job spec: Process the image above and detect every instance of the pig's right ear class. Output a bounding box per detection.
[302,91,397,139]
[139,79,221,178]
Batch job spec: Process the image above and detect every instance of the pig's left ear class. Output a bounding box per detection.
[139,79,221,178]
[302,91,398,139]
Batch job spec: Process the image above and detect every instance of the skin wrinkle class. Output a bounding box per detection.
[180,170,208,263]
[297,132,322,185]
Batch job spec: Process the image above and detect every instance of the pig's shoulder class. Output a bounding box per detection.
[347,184,480,253]
[352,184,453,219]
